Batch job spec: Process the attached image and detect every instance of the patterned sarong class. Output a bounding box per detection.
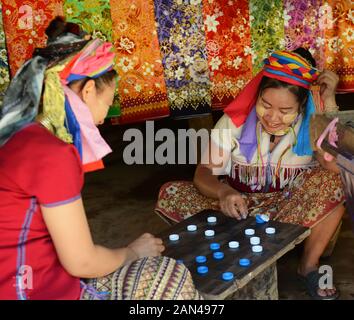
[81,256,203,300]
[155,167,345,228]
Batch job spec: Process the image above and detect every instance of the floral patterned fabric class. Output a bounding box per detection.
[249,0,285,75]
[0,4,10,107]
[64,0,113,41]
[202,0,253,110]
[155,167,345,228]
[154,0,212,119]
[110,0,170,124]
[81,256,203,300]
[284,0,325,70]
[1,0,64,76]
[324,0,353,92]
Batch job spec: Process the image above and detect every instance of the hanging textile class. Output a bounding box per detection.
[284,0,325,70]
[64,0,121,117]
[202,0,252,110]
[109,0,170,124]
[64,0,113,42]
[0,3,10,107]
[324,0,353,92]
[1,0,63,77]
[154,0,212,119]
[250,0,285,75]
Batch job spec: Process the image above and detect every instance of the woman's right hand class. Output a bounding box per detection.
[127,233,165,260]
[217,185,248,220]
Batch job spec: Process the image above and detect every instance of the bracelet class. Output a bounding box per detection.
[324,105,339,112]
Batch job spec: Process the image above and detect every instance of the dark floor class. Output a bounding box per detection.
[82,106,354,300]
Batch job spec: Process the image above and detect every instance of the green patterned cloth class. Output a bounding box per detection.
[0,4,10,107]
[250,0,285,74]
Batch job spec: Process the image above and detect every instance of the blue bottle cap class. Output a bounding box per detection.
[256,214,265,224]
[197,265,208,275]
[239,258,251,267]
[195,255,207,263]
[222,272,234,281]
[210,243,220,251]
[213,251,224,260]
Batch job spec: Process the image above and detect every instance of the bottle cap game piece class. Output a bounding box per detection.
[250,236,260,245]
[210,243,220,251]
[195,255,207,263]
[239,258,251,267]
[222,272,234,281]
[197,266,208,275]
[266,227,276,234]
[187,224,197,232]
[245,228,255,236]
[205,229,215,237]
[213,251,224,260]
[228,241,239,249]
[252,245,263,253]
[256,214,270,224]
[169,234,179,241]
[207,216,217,223]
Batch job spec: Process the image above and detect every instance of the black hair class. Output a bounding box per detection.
[68,69,117,93]
[258,48,316,113]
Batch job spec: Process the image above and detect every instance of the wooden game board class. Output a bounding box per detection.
[158,209,310,299]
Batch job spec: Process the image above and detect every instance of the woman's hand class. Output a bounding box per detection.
[217,185,248,220]
[127,233,165,260]
[315,69,339,109]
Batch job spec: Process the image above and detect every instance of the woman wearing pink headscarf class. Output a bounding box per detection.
[0,17,201,300]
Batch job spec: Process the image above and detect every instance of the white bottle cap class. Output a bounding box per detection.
[207,216,217,223]
[169,234,179,241]
[252,245,263,253]
[228,241,239,249]
[245,228,255,236]
[187,224,197,232]
[266,227,276,234]
[250,236,260,245]
[205,229,215,237]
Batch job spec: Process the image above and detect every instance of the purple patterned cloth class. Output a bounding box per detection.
[153,0,211,119]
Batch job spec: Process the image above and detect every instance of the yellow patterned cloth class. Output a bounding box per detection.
[110,0,170,124]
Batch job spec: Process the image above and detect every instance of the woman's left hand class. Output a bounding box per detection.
[315,69,339,109]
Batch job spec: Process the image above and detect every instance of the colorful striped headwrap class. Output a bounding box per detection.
[224,50,320,156]
[42,38,115,171]
[0,33,116,171]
